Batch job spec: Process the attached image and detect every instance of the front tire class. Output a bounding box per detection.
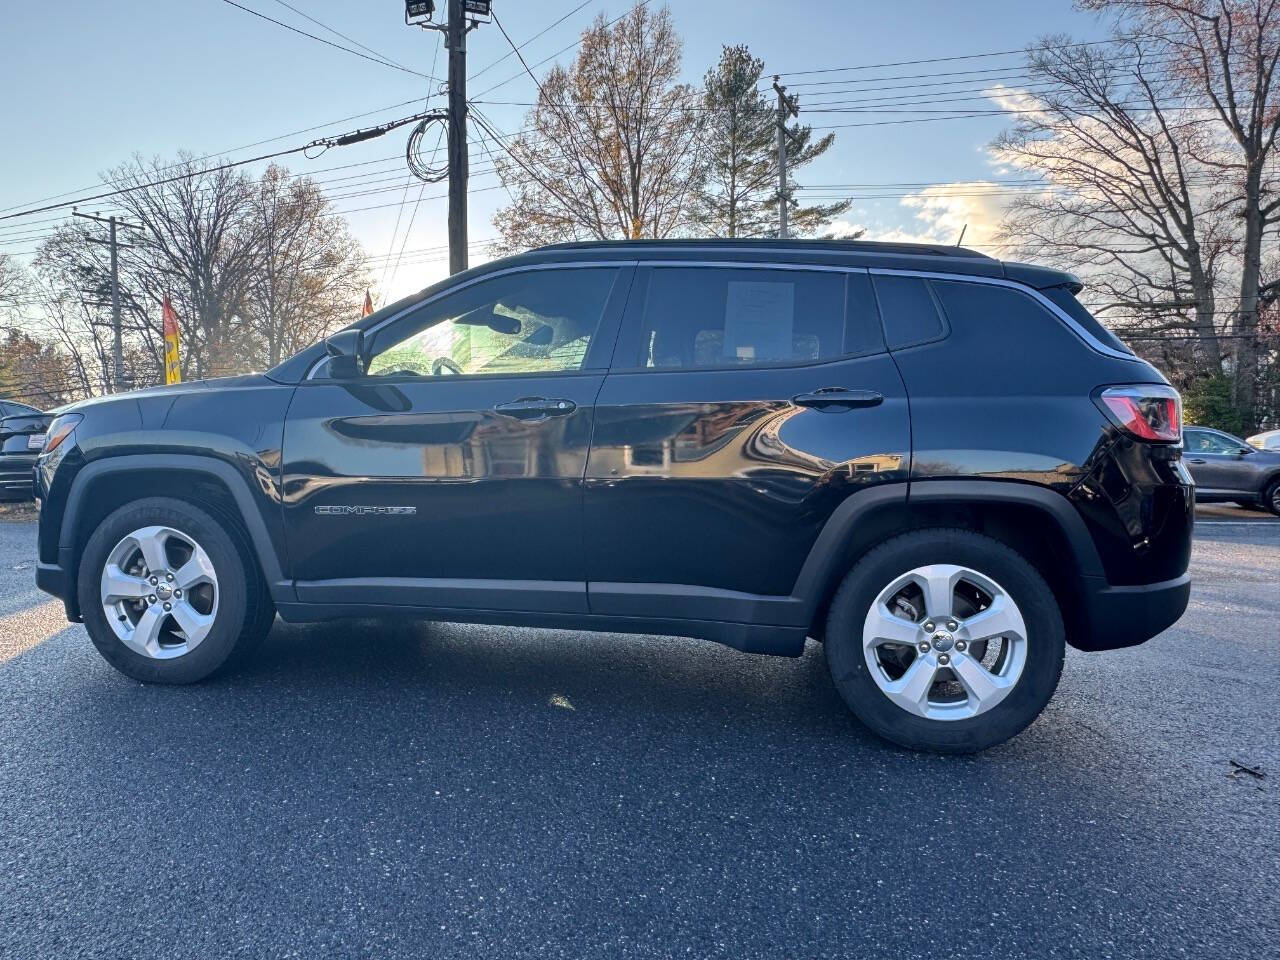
[825,528,1065,753]
[77,497,274,684]
[1263,478,1280,517]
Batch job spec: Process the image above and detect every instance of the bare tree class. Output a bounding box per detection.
[1080,0,1280,428]
[0,254,28,313]
[490,2,704,250]
[108,153,261,379]
[992,35,1235,384]
[693,45,851,238]
[26,158,370,396]
[245,165,369,367]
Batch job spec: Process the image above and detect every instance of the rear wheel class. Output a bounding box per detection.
[77,497,274,683]
[825,528,1065,753]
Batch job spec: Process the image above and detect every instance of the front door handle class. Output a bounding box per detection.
[493,397,577,421]
[1186,458,1207,464]
[791,388,884,412]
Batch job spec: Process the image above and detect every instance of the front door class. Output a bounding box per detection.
[584,263,910,618]
[282,264,632,613]
[1184,429,1253,495]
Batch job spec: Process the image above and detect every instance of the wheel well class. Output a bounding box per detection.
[65,469,256,616]
[807,499,1086,643]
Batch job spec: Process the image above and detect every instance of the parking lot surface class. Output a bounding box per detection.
[0,507,1276,959]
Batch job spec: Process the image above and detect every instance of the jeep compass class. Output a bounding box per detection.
[33,240,1193,752]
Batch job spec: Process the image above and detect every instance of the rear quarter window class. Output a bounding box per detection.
[929,278,1113,356]
[871,275,948,349]
[1040,286,1132,355]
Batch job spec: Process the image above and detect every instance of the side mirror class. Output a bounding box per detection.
[1238,446,1254,456]
[325,329,365,379]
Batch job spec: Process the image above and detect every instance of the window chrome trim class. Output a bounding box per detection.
[868,267,1137,361]
[305,260,639,380]
[305,258,1137,377]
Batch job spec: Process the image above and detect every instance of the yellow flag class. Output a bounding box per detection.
[162,294,182,385]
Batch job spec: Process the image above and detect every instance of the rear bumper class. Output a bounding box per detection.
[1071,571,1191,651]
[0,459,36,499]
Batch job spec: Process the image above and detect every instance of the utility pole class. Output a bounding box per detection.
[773,77,799,240]
[404,0,489,275]
[447,0,469,275]
[73,209,140,392]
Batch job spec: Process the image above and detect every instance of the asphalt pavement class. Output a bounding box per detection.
[0,506,1276,959]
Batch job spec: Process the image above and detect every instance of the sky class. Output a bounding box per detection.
[0,0,1112,307]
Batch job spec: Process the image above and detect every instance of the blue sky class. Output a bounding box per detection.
[0,0,1109,303]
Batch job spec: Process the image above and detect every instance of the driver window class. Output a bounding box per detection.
[365,268,619,378]
[1187,431,1236,454]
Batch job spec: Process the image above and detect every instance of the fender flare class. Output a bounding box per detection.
[791,479,1105,623]
[58,454,291,607]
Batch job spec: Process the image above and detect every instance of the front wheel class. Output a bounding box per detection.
[77,497,274,684]
[825,529,1065,753]
[1264,478,1280,517]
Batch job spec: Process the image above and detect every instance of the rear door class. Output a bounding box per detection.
[282,264,633,613]
[584,263,910,616]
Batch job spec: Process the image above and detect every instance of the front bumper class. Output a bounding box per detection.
[1072,571,1191,651]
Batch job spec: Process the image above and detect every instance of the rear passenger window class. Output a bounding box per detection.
[872,275,948,349]
[632,268,869,368]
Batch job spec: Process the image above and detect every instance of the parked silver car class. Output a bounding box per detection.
[1184,426,1280,515]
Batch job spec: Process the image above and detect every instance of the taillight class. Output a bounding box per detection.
[1096,385,1181,442]
[42,413,82,454]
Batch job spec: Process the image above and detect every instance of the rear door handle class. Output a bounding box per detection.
[493,397,577,421]
[791,388,884,411]
[1186,458,1207,464]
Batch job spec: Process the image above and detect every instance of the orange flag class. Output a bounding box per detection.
[162,294,182,385]
[362,290,374,317]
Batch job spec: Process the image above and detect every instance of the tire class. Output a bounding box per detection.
[825,528,1065,753]
[1264,477,1280,518]
[77,496,275,684]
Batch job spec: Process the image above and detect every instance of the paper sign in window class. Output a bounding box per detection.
[723,281,795,362]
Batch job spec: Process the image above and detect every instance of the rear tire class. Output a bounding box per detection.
[825,528,1065,753]
[77,497,274,684]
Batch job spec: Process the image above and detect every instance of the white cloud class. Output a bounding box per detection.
[849,181,1013,253]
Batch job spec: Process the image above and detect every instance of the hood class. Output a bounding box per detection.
[64,373,275,413]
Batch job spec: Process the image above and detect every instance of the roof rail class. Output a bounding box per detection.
[534,238,994,260]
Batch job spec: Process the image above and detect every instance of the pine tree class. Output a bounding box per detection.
[693,45,851,238]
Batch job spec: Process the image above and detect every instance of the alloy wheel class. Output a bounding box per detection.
[861,563,1028,721]
[99,525,219,660]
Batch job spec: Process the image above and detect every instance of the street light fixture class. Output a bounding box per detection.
[405,0,435,25]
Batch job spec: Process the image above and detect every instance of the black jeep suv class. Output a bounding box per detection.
[33,240,1193,752]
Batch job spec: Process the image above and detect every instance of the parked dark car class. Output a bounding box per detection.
[1183,426,1280,514]
[31,239,1193,752]
[0,402,52,501]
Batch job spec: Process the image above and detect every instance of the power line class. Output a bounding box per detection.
[472,0,651,98]
[379,31,445,301]
[771,37,1137,78]
[214,0,439,81]
[470,0,595,81]
[267,0,412,69]
[0,109,444,223]
[0,95,429,218]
